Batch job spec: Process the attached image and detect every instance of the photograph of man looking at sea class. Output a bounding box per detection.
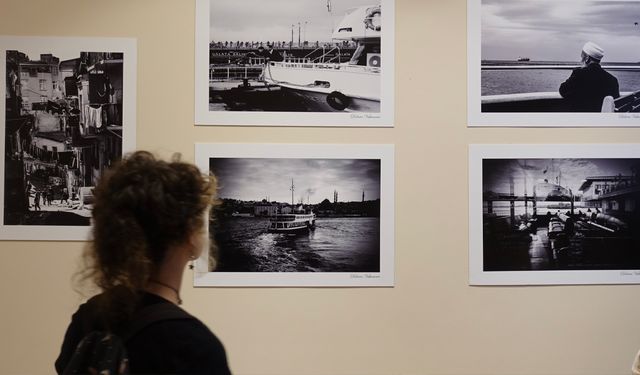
[559,41,620,112]
[480,0,640,113]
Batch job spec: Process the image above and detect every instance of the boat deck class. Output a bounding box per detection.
[483,214,639,271]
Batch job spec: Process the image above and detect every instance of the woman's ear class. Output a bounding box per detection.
[188,227,209,260]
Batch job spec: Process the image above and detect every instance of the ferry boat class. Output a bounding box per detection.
[262,4,382,112]
[268,209,316,234]
[545,185,572,201]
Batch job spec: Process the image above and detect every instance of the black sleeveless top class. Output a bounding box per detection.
[55,292,231,374]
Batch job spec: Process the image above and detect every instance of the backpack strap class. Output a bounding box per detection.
[121,303,195,342]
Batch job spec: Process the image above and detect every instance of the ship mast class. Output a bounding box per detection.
[290,179,295,206]
[327,0,334,36]
[559,169,562,187]
[523,160,528,217]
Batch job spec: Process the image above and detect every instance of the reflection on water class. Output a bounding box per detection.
[211,217,380,272]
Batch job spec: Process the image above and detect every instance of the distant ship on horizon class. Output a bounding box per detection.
[517,57,530,62]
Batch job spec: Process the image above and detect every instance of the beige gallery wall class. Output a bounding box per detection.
[2,0,640,374]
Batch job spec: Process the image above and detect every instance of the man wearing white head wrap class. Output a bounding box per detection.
[559,41,619,112]
[582,41,604,61]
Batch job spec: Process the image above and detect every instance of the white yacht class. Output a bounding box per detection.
[263,4,382,112]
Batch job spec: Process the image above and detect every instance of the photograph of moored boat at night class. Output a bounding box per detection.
[1,36,136,240]
[468,0,640,126]
[194,0,395,126]
[470,145,640,285]
[193,143,394,286]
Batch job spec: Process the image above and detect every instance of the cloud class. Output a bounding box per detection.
[209,0,378,42]
[210,158,381,203]
[483,158,638,195]
[482,0,640,61]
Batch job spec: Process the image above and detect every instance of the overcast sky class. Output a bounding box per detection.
[482,0,640,62]
[210,158,381,204]
[210,0,377,43]
[10,48,83,63]
[483,158,638,196]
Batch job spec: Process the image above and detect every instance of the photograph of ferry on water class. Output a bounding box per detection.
[194,0,395,126]
[193,143,394,286]
[467,0,640,126]
[469,144,640,285]
[1,36,136,241]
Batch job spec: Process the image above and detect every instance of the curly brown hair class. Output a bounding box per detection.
[78,151,217,321]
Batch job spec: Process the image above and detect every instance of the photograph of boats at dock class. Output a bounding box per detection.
[470,144,640,285]
[1,36,136,240]
[468,0,640,126]
[194,0,395,126]
[193,143,394,286]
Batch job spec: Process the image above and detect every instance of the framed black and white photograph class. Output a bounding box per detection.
[194,143,394,286]
[1,36,136,240]
[194,0,395,126]
[469,144,640,285]
[467,0,640,126]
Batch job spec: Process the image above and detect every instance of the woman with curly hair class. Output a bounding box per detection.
[55,151,231,374]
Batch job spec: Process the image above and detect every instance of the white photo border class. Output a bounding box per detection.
[467,0,640,127]
[469,144,640,285]
[0,36,137,241]
[194,0,395,127]
[194,143,395,287]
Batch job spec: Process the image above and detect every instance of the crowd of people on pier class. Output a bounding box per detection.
[209,40,357,50]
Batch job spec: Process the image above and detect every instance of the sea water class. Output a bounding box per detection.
[481,62,640,96]
[211,217,380,272]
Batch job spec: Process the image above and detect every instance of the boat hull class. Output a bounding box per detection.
[281,86,380,112]
[267,225,313,234]
[264,62,380,112]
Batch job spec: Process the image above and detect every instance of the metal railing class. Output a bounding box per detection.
[297,46,345,64]
[283,57,313,64]
[209,65,264,81]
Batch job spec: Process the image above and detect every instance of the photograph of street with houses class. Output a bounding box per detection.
[2,36,136,240]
